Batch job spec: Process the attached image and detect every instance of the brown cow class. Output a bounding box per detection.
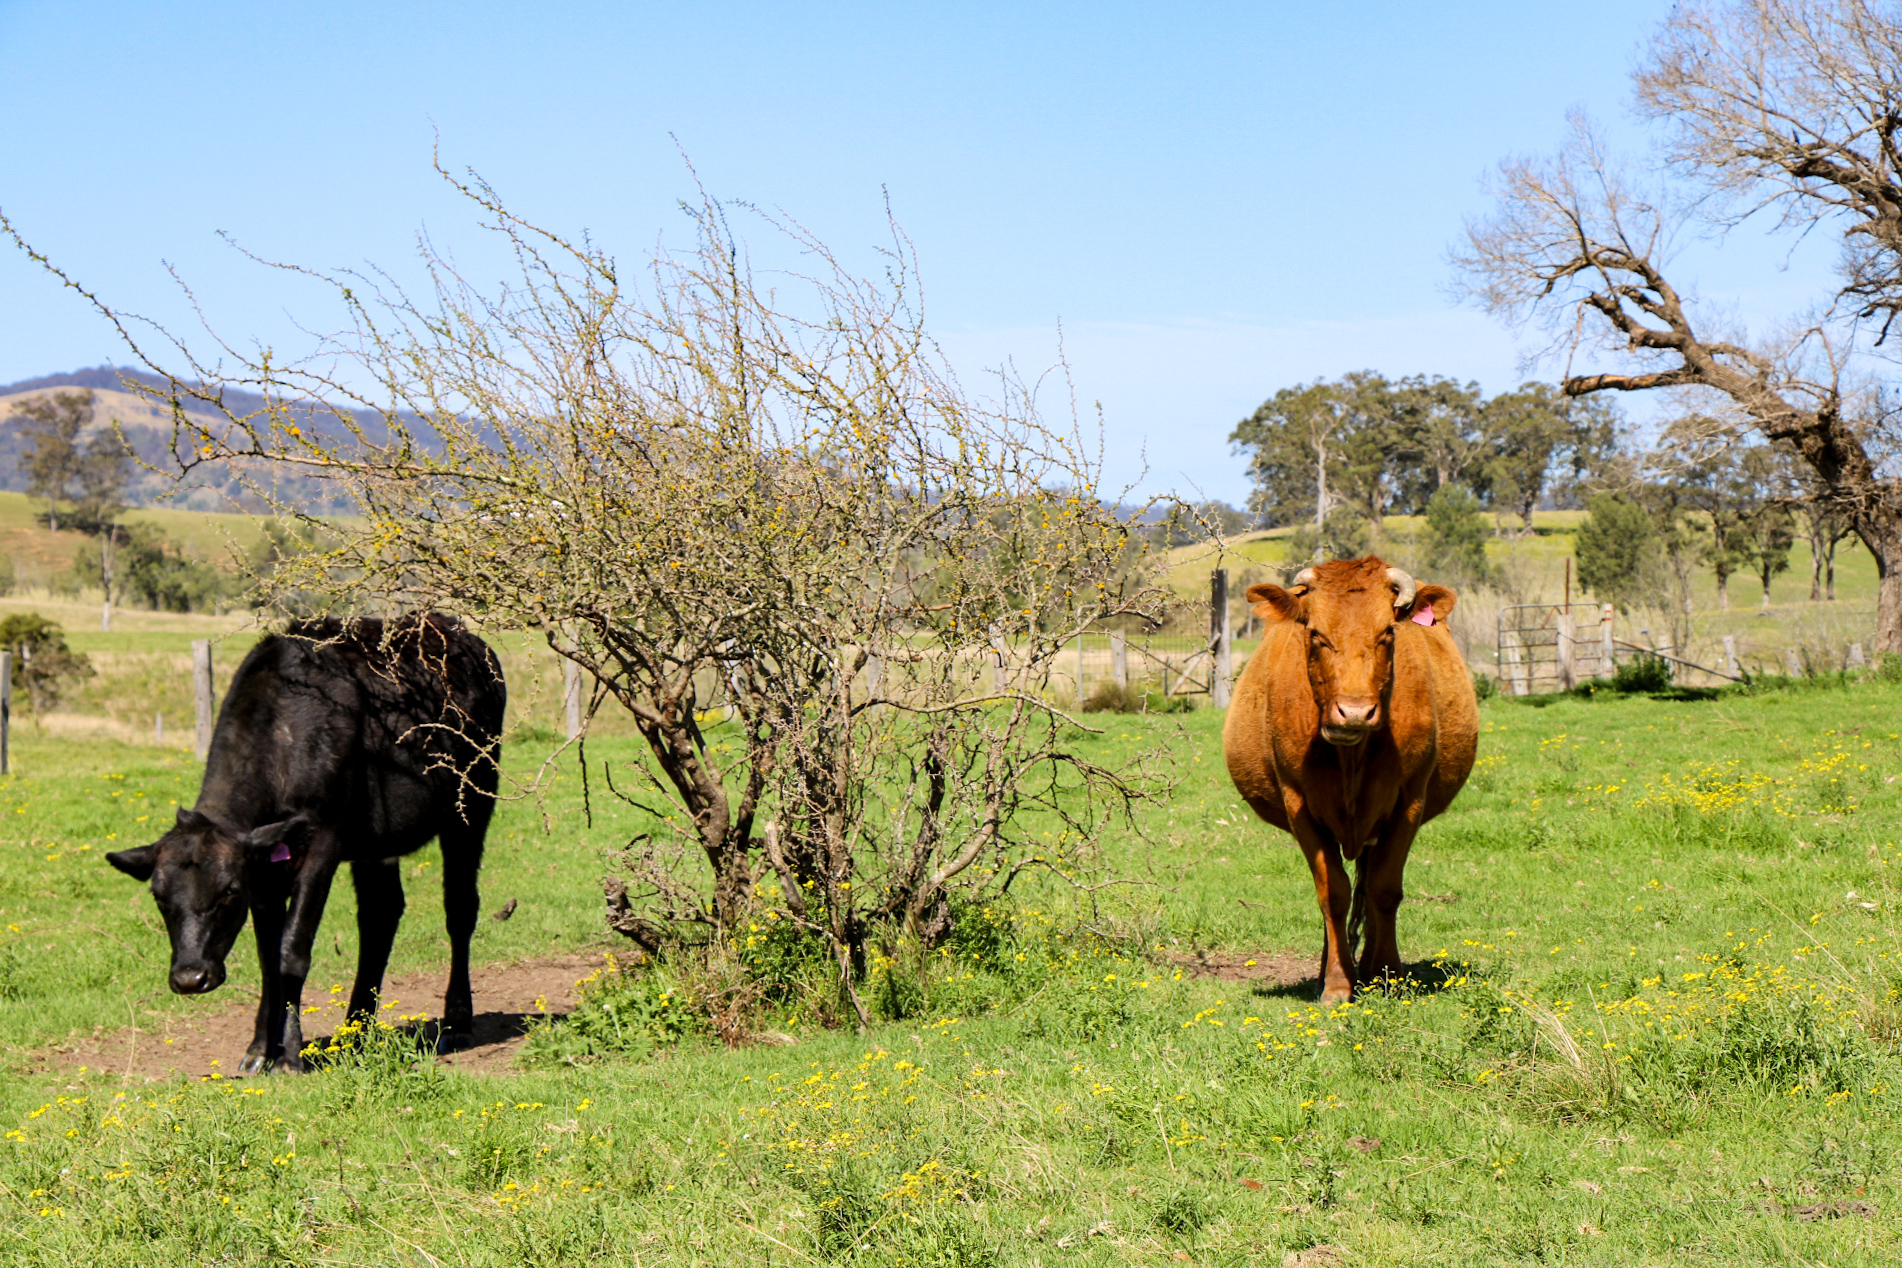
[1223,556,1478,1003]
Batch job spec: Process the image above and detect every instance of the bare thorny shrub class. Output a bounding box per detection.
[20,168,1175,1029]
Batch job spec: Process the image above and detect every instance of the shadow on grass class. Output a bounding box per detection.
[1246,957,1468,1003]
[1500,666,1902,708]
[1505,683,1724,707]
[302,1007,563,1062]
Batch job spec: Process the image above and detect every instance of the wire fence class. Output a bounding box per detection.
[1049,629,1237,704]
[1492,600,1874,693]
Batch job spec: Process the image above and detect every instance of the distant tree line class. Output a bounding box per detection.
[1223,369,1853,617]
[1228,372,1618,546]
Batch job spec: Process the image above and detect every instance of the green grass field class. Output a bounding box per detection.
[1,664,1899,1264]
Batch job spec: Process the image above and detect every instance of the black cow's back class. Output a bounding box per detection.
[200,614,505,860]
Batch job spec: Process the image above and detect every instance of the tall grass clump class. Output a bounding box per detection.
[300,1014,451,1106]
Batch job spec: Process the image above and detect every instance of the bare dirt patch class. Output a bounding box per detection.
[36,951,616,1082]
[1165,948,1315,991]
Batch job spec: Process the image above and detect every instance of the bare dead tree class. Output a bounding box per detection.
[1454,85,1902,648]
[1635,0,1902,341]
[4,163,1173,1029]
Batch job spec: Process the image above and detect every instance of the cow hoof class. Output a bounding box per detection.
[237,1053,268,1076]
[436,1019,473,1054]
[274,1055,309,1075]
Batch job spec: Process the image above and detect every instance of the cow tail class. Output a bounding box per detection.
[1346,852,1370,969]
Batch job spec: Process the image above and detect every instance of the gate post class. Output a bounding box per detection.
[1110,629,1127,690]
[1556,614,1576,690]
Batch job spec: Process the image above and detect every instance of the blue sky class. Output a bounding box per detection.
[0,1,1817,503]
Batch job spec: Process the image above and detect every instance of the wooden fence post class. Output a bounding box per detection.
[1504,633,1529,696]
[1785,648,1803,677]
[191,640,213,760]
[1848,643,1866,668]
[1722,636,1740,677]
[991,634,1008,694]
[1599,605,1614,674]
[1556,614,1576,690]
[154,712,163,746]
[563,658,582,740]
[861,653,881,700]
[1110,629,1127,691]
[1211,569,1232,708]
[1075,627,1085,710]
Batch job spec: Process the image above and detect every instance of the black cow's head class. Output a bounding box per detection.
[105,807,306,995]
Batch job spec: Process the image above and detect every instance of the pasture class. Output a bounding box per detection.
[0,661,1899,1264]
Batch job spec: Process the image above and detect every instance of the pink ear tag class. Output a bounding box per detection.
[1411,607,1435,627]
[270,842,292,863]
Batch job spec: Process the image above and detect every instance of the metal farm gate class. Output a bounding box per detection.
[1496,603,1616,695]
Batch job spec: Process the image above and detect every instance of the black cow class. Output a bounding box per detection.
[107,613,505,1073]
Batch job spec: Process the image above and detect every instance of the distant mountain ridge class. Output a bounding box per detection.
[0,366,374,515]
[0,365,188,399]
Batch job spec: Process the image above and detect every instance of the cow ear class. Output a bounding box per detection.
[1246,583,1305,623]
[106,846,158,881]
[241,815,311,853]
[176,806,213,834]
[1405,585,1457,623]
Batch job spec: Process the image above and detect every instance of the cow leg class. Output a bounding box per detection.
[240,879,290,1076]
[1357,819,1421,987]
[270,832,343,1073]
[346,858,405,1022]
[438,822,487,1039]
[1290,811,1355,1003]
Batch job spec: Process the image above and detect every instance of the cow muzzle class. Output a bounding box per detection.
[1321,697,1380,745]
[169,961,226,995]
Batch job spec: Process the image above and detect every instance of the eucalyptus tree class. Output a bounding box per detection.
[1231,372,1392,532]
[1479,384,1617,535]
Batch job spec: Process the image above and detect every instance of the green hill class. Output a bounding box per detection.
[0,489,274,595]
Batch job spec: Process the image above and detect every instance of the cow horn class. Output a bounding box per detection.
[1386,566,1417,611]
[1291,567,1317,592]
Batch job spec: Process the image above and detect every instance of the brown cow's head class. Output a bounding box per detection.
[105,808,307,995]
[1247,556,1456,747]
